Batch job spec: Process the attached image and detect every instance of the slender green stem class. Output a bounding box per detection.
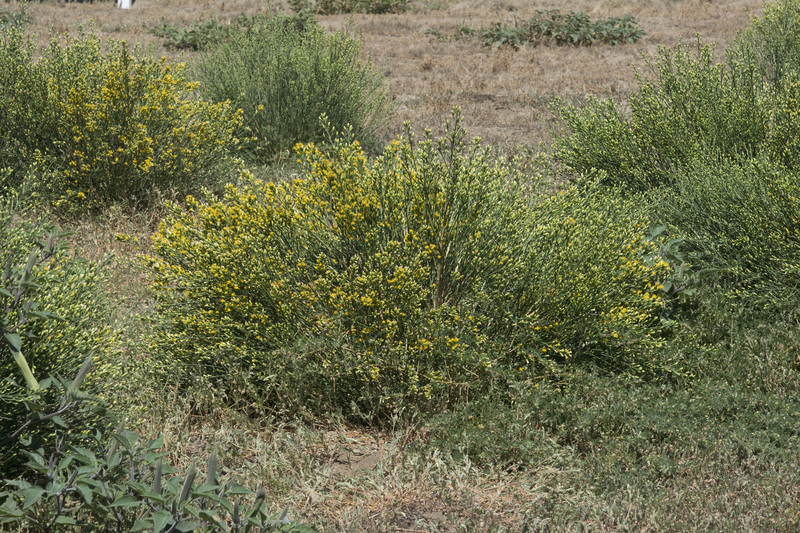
[12,348,39,391]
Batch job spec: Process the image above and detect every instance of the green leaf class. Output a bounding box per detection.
[58,455,74,471]
[110,494,140,508]
[174,520,200,531]
[152,509,172,533]
[7,341,39,390]
[68,356,93,394]
[75,482,94,505]
[53,515,77,525]
[0,500,24,519]
[21,449,45,468]
[129,519,153,532]
[226,483,252,496]
[21,487,45,510]
[147,433,165,452]
[113,431,137,450]
[3,332,21,353]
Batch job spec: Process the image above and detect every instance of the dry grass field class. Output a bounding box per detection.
[19,0,761,148]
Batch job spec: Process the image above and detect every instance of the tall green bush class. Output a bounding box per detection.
[550,0,800,310]
[552,0,800,192]
[193,17,390,164]
[0,27,242,211]
[552,39,766,191]
[147,113,671,423]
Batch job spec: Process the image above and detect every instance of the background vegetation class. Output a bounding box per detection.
[3,0,800,531]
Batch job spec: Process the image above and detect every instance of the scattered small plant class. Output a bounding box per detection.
[428,10,644,49]
[425,22,475,42]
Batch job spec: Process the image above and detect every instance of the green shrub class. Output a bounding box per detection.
[660,155,800,302]
[0,202,118,477]
[552,39,766,191]
[193,17,389,164]
[552,0,800,192]
[147,112,672,423]
[731,0,800,90]
[0,27,242,211]
[0,30,48,190]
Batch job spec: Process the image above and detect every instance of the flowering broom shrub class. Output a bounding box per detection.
[148,112,673,423]
[0,27,242,211]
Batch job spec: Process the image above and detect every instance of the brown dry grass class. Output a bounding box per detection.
[16,0,761,149]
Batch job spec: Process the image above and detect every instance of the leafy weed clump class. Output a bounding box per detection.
[430,10,644,49]
[289,0,410,15]
[148,11,317,51]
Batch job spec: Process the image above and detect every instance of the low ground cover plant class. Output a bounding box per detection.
[289,0,410,15]
[193,16,389,164]
[0,27,241,212]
